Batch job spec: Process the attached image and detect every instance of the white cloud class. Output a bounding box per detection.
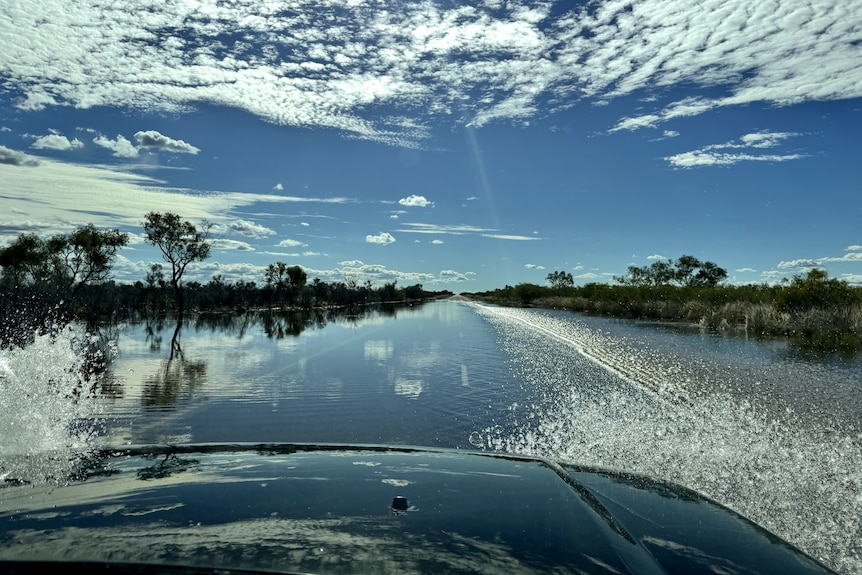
[666,131,805,168]
[398,223,492,235]
[666,151,805,168]
[777,259,820,269]
[845,245,862,252]
[524,263,545,270]
[735,267,757,273]
[0,153,349,239]
[0,0,857,145]
[398,194,432,207]
[481,233,541,241]
[647,254,666,260]
[823,252,862,263]
[226,219,276,238]
[366,232,396,245]
[431,239,443,244]
[390,214,399,219]
[31,134,84,151]
[273,183,284,190]
[439,269,473,281]
[211,238,255,251]
[93,134,138,158]
[663,130,679,138]
[325,259,437,285]
[277,238,307,247]
[0,146,40,167]
[134,130,200,154]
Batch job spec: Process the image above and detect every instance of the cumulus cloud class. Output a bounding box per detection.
[439,269,473,281]
[134,130,200,154]
[366,232,396,245]
[30,134,84,151]
[93,134,138,158]
[823,252,862,263]
[524,263,545,270]
[330,260,436,285]
[225,219,276,238]
[431,239,444,244]
[647,254,666,260]
[277,238,307,247]
[398,195,432,207]
[0,146,40,167]
[735,267,757,273]
[211,238,254,251]
[773,247,862,275]
[777,259,820,269]
[273,183,283,190]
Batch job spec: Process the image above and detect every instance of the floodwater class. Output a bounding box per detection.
[2,300,860,573]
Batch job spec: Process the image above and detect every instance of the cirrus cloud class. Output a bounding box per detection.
[1,1,859,146]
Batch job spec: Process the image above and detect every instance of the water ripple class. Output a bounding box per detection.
[471,303,861,575]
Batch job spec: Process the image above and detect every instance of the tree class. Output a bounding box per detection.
[50,224,128,292]
[691,261,728,287]
[546,270,574,289]
[265,263,307,307]
[142,212,211,319]
[286,265,307,291]
[674,255,702,287]
[0,233,49,288]
[776,269,855,312]
[616,255,726,287]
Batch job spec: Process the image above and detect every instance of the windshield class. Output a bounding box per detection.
[0,1,860,574]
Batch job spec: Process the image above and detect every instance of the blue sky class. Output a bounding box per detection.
[1,0,861,292]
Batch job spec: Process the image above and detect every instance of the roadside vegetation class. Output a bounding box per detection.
[466,256,862,353]
[0,212,450,351]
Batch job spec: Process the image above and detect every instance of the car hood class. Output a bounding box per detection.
[0,444,835,574]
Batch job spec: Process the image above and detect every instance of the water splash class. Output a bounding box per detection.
[471,304,862,575]
[0,324,104,483]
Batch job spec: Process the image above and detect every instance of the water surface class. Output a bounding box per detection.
[4,300,861,574]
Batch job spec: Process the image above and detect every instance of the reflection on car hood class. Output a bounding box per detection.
[0,444,835,574]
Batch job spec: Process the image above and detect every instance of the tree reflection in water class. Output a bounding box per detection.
[141,319,206,409]
[119,303,423,408]
[142,355,207,409]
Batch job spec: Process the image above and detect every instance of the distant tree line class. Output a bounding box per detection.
[469,256,862,352]
[0,212,449,348]
[613,255,728,287]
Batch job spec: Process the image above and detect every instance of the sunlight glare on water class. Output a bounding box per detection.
[0,325,103,483]
[471,304,861,575]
